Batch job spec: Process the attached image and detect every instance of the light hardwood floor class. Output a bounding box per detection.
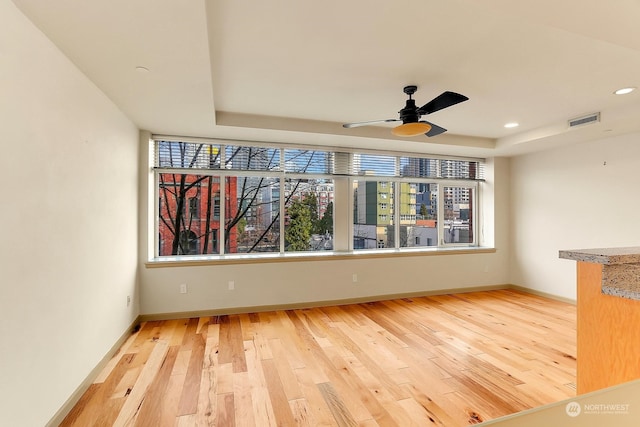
[60,289,576,426]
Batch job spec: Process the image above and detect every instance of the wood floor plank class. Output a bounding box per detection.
[317,382,358,427]
[321,346,399,425]
[93,331,138,384]
[261,358,297,425]
[218,314,247,373]
[172,349,192,377]
[112,340,169,426]
[293,366,341,426]
[216,393,235,427]
[197,367,218,426]
[323,325,412,401]
[233,370,257,427]
[442,390,490,424]
[169,318,189,346]
[177,330,206,415]
[289,397,317,426]
[283,312,374,423]
[57,383,101,427]
[60,353,137,426]
[400,383,464,427]
[267,337,305,400]
[132,345,179,426]
[109,366,142,399]
[203,323,220,370]
[215,363,234,395]
[157,371,187,426]
[243,338,278,426]
[64,290,576,426]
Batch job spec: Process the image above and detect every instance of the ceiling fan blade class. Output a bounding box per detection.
[342,118,400,128]
[421,121,447,137]
[418,91,468,115]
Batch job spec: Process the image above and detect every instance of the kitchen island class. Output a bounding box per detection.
[559,247,640,394]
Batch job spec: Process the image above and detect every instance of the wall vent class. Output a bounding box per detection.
[568,112,600,128]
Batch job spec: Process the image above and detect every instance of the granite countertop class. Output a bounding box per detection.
[559,247,640,300]
[558,246,640,265]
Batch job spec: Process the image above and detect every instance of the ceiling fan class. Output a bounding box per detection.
[342,85,468,137]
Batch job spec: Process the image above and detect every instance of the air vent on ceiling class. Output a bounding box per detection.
[568,112,600,128]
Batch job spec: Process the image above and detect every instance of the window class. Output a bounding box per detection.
[285,178,335,252]
[212,196,220,220]
[225,176,280,253]
[442,186,475,244]
[152,138,483,259]
[399,182,438,248]
[158,173,222,256]
[154,141,336,257]
[353,180,395,250]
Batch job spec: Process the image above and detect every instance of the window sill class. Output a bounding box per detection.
[145,246,496,268]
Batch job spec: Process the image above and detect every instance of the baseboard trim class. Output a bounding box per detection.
[508,284,576,305]
[46,316,142,427]
[139,284,511,321]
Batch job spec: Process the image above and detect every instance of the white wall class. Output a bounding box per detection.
[141,252,506,314]
[0,2,139,426]
[140,153,511,315]
[510,132,640,300]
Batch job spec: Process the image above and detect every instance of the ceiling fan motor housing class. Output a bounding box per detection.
[399,99,420,124]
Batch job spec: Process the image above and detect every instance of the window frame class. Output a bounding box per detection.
[350,177,479,252]
[437,181,479,247]
[150,137,485,261]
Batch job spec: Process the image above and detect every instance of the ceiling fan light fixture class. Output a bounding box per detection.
[392,122,432,137]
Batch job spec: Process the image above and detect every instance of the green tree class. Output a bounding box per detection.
[237,217,247,235]
[285,200,312,251]
[316,201,333,234]
[302,193,319,229]
[420,203,428,218]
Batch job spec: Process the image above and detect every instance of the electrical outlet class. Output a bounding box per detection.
[352,274,358,283]
[228,281,235,290]
[179,283,187,294]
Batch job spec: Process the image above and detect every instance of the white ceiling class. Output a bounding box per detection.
[12,0,640,157]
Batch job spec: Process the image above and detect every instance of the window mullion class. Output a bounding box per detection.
[220,176,226,255]
[437,184,444,246]
[279,149,285,254]
[280,175,285,254]
[394,181,400,249]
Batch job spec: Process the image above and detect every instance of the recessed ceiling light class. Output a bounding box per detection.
[135,66,150,73]
[504,122,519,128]
[614,87,635,95]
